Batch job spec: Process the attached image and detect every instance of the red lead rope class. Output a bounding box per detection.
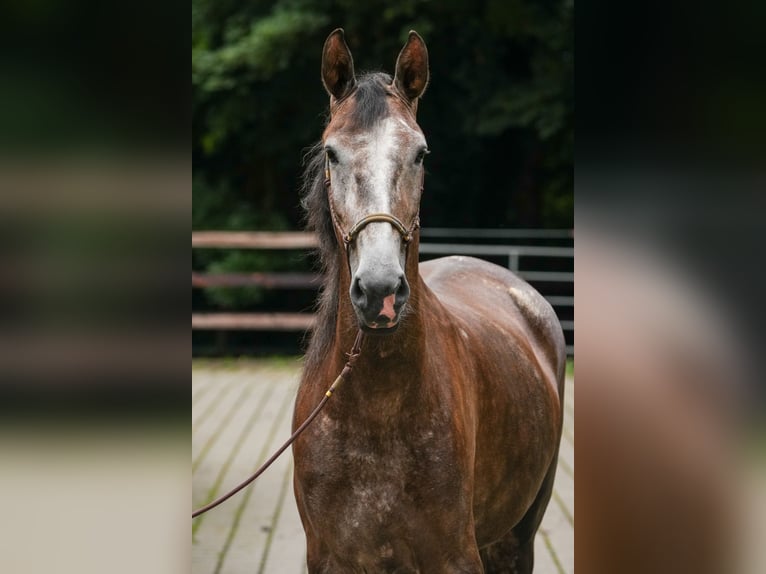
[192,330,365,518]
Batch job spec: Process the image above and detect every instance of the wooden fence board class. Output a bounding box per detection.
[192,313,317,331]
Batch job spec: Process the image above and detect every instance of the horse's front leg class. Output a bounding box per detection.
[305,539,343,574]
[305,555,357,574]
[442,562,484,574]
[434,547,485,574]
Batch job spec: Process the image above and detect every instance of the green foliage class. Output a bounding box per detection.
[193,176,294,309]
[193,10,327,91]
[206,249,305,309]
[192,0,573,311]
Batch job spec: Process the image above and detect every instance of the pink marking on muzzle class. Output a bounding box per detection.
[379,294,396,320]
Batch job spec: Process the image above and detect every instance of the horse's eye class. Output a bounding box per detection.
[415,148,430,164]
[326,148,339,164]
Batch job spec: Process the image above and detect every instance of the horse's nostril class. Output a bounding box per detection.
[395,275,410,302]
[350,276,365,303]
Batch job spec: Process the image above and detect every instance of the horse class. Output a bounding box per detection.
[292,29,566,574]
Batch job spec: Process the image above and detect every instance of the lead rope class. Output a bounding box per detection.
[192,330,365,518]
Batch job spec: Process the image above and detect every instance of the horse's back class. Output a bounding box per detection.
[421,255,565,392]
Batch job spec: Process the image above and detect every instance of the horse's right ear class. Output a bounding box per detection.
[393,31,429,104]
[321,28,356,102]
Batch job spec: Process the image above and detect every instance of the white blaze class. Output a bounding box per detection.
[326,115,424,276]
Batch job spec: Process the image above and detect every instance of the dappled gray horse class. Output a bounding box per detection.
[293,29,565,574]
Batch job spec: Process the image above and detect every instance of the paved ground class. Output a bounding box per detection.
[192,358,574,574]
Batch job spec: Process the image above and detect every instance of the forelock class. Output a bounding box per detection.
[344,73,392,130]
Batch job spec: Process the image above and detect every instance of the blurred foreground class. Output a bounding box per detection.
[576,219,763,573]
[0,2,188,572]
[576,0,765,570]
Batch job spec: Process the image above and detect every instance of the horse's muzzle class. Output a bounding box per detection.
[349,272,409,332]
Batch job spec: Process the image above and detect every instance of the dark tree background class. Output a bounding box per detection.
[193,0,572,310]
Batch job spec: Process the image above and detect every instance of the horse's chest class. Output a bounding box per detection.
[311,416,461,498]
[302,413,470,551]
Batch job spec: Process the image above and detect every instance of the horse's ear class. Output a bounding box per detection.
[321,28,356,102]
[393,31,429,104]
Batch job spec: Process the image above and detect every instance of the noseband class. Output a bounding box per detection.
[324,153,421,250]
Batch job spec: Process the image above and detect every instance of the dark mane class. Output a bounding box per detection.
[347,72,392,129]
[300,141,338,368]
[300,72,393,368]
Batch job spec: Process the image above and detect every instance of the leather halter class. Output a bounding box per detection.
[324,153,421,249]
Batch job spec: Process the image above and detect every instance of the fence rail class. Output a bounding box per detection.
[192,230,573,355]
[192,231,317,249]
[420,228,573,239]
[192,312,316,331]
[192,272,321,289]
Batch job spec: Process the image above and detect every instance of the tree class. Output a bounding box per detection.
[192,0,572,309]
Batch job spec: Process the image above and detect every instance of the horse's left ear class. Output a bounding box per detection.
[322,28,356,103]
[393,31,429,104]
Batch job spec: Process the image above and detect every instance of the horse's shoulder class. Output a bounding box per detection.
[422,255,555,323]
[421,255,565,374]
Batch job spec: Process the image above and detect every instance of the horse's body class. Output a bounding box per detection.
[293,30,565,574]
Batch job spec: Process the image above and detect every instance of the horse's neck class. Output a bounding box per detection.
[331,248,433,392]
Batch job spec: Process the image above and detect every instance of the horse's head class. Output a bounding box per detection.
[321,29,429,333]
